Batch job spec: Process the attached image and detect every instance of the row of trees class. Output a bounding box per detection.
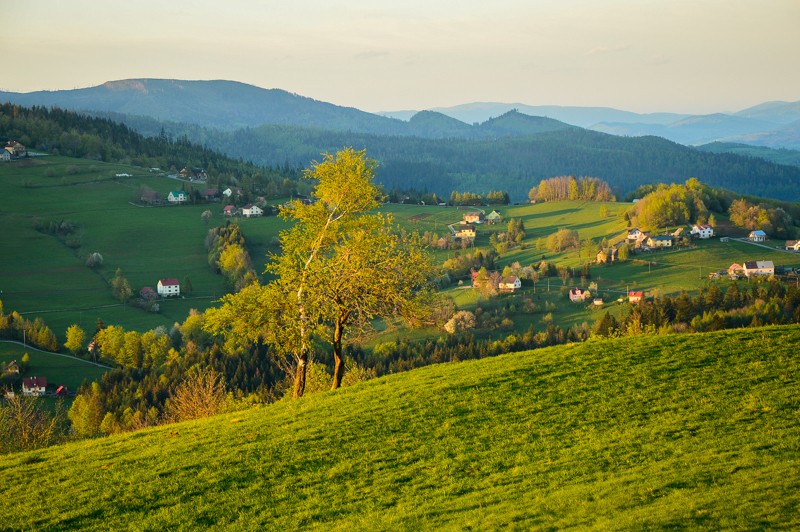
[0,301,59,351]
[529,176,615,203]
[449,190,510,206]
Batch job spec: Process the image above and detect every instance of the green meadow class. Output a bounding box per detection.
[2,325,798,529]
[0,156,286,339]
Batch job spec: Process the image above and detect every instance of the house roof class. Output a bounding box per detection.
[242,204,254,209]
[570,287,586,295]
[743,261,773,270]
[750,230,767,236]
[629,291,643,297]
[23,376,47,388]
[502,275,519,284]
[159,278,180,286]
[223,205,235,212]
[786,240,799,247]
[649,235,673,241]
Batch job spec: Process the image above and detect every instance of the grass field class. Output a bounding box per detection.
[0,341,107,389]
[0,156,286,340]
[1,324,798,529]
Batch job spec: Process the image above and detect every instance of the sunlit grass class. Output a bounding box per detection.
[2,325,798,529]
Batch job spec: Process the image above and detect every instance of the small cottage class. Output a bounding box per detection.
[628,291,644,304]
[499,276,522,292]
[749,230,767,242]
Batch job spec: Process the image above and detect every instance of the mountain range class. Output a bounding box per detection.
[2,79,800,201]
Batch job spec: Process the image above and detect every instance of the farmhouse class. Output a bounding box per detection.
[454,224,476,240]
[785,240,800,251]
[22,376,47,397]
[463,212,484,224]
[223,205,236,216]
[167,191,188,204]
[627,228,643,241]
[242,204,263,218]
[691,224,714,239]
[202,188,220,201]
[486,210,503,224]
[499,276,522,292]
[628,291,644,304]
[646,235,673,249]
[749,230,767,242]
[728,263,744,278]
[743,260,774,278]
[596,248,618,264]
[157,278,181,297]
[4,140,27,158]
[569,287,590,302]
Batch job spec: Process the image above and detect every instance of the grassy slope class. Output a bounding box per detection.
[0,157,286,339]
[2,325,798,529]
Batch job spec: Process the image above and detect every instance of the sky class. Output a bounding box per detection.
[2,0,799,114]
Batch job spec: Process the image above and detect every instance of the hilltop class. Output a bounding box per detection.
[1,325,798,528]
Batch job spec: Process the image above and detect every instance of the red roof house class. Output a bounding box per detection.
[628,291,644,304]
[22,376,47,396]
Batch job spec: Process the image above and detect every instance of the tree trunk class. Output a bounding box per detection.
[293,351,308,398]
[330,319,345,390]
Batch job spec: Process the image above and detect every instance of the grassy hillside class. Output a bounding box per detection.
[2,325,798,529]
[0,156,286,339]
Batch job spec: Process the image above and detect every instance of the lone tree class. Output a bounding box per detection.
[205,148,434,397]
[111,268,133,304]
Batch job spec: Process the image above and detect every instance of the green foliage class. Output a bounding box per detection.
[728,198,795,238]
[2,326,799,528]
[531,176,615,202]
[64,324,86,354]
[546,228,580,252]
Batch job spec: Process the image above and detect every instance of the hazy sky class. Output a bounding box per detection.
[3,0,798,114]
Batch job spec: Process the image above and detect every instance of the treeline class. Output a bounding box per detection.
[594,278,800,337]
[0,301,59,351]
[449,190,510,206]
[0,103,302,199]
[138,121,800,202]
[529,176,614,202]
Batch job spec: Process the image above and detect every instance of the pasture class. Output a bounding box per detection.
[2,324,798,529]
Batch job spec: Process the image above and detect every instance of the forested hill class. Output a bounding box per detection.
[0,103,300,192]
[156,120,800,202]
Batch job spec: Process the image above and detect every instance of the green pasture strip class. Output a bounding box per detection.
[0,342,107,389]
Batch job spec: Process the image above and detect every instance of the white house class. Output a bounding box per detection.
[0,150,10,162]
[22,376,47,396]
[499,275,521,292]
[627,228,643,241]
[749,230,767,242]
[785,240,800,251]
[743,260,775,278]
[691,224,714,239]
[242,204,263,218]
[167,191,188,204]
[157,278,181,297]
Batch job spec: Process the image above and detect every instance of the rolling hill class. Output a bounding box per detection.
[1,325,798,528]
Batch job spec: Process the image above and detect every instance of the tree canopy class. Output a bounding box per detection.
[206,148,434,396]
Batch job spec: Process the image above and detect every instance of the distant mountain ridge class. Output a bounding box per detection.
[4,79,799,149]
[0,79,571,140]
